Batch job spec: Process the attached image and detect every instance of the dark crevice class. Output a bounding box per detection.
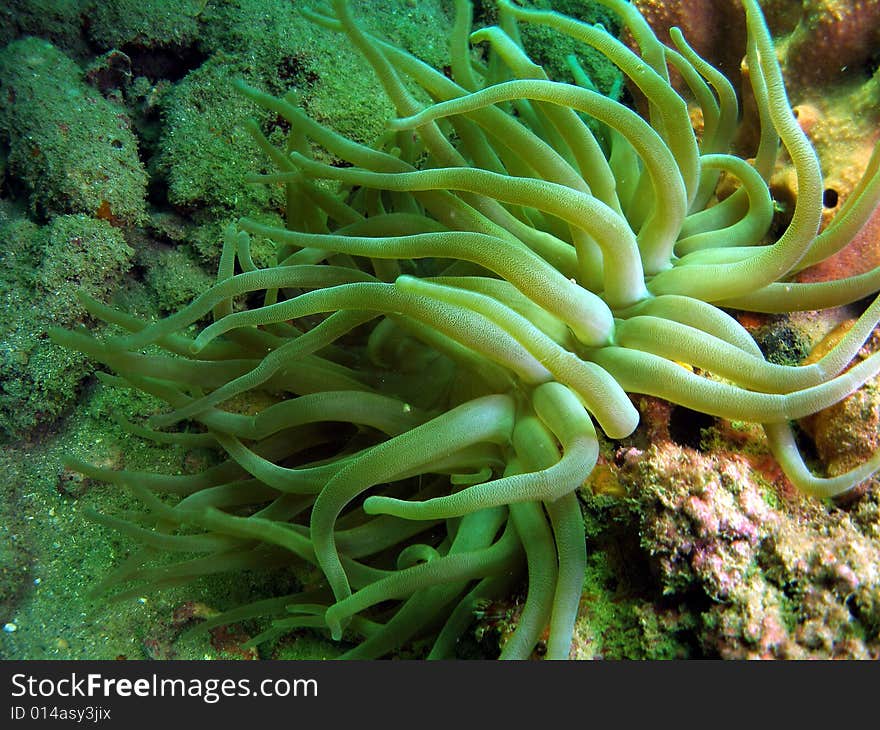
[120,42,206,83]
[668,405,715,451]
[792,423,821,468]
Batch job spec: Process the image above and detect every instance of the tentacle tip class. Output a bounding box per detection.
[80,507,103,523]
[469,28,491,43]
[45,326,67,345]
[393,273,418,289]
[364,496,416,519]
[604,413,641,441]
[74,289,101,307]
[327,618,343,642]
[361,496,383,515]
[61,455,85,471]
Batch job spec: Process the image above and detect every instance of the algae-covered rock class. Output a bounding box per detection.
[155,54,284,224]
[512,0,623,95]
[188,216,278,270]
[137,242,215,315]
[0,37,147,225]
[84,0,203,52]
[154,0,456,264]
[0,1,88,60]
[0,213,133,441]
[185,0,454,152]
[618,441,880,658]
[801,326,880,478]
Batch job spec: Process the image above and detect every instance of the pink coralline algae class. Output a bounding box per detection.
[619,442,880,659]
[621,444,779,602]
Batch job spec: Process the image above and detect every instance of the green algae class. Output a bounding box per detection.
[154,1,458,265]
[574,493,696,659]
[85,0,204,51]
[516,0,622,96]
[0,37,147,225]
[753,317,812,366]
[0,1,88,59]
[188,216,279,270]
[156,54,286,224]
[193,0,452,145]
[0,211,134,441]
[0,374,194,659]
[138,244,217,315]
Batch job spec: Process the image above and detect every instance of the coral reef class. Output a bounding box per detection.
[0,1,89,60]
[155,56,285,227]
[801,326,880,477]
[84,0,203,53]
[631,0,747,84]
[633,0,880,94]
[1,0,879,662]
[617,440,880,658]
[776,0,880,90]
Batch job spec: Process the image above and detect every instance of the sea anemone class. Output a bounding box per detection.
[52,0,880,659]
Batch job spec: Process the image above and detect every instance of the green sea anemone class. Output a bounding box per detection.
[53,0,880,659]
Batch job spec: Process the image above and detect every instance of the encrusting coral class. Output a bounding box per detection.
[53,0,880,659]
[616,440,880,659]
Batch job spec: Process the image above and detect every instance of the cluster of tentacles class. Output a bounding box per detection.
[54,0,880,659]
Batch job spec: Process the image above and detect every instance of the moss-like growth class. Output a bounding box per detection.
[188,215,280,269]
[84,0,203,52]
[0,37,147,225]
[138,244,216,315]
[0,0,88,60]
[155,55,285,223]
[0,213,133,441]
[752,317,812,366]
[0,372,310,659]
[518,0,623,95]
[196,0,452,142]
[146,1,457,266]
